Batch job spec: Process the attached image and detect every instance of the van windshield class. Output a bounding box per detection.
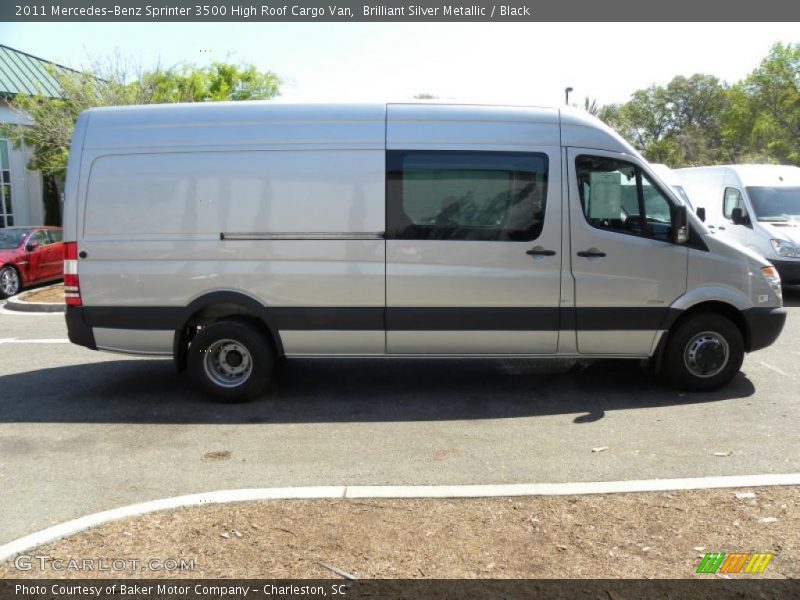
[747,187,800,221]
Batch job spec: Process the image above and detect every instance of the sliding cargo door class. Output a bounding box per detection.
[385,149,562,354]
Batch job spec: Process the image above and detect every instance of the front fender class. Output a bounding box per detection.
[670,286,752,313]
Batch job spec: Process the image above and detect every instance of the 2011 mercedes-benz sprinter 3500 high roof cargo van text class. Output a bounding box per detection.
[677,164,800,285]
[63,103,786,402]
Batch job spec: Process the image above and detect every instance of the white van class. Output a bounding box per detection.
[677,165,800,285]
[649,163,695,211]
[63,103,786,402]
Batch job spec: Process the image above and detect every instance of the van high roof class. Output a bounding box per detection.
[678,164,800,187]
[78,101,638,157]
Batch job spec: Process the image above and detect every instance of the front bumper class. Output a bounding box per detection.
[65,306,97,350]
[770,259,800,286]
[743,307,787,352]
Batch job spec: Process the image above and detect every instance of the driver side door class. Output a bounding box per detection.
[566,148,688,355]
[721,187,759,252]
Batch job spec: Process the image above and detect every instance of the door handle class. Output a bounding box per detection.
[526,247,556,256]
[577,249,606,258]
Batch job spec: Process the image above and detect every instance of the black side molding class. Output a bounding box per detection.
[73,305,684,333]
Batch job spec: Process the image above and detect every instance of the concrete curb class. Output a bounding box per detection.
[4,285,65,313]
[1,473,799,564]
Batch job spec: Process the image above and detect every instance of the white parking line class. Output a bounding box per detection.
[1,473,799,563]
[0,338,70,344]
[0,306,62,317]
[758,361,789,377]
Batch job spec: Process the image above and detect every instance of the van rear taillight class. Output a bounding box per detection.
[63,242,82,307]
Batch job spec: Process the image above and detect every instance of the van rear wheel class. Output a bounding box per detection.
[663,312,744,391]
[188,320,273,402]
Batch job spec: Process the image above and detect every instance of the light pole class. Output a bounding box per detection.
[564,87,573,105]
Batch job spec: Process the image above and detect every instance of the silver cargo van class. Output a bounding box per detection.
[63,103,786,401]
[676,164,800,285]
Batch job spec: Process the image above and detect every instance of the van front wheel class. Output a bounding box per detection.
[664,313,744,391]
[188,320,273,402]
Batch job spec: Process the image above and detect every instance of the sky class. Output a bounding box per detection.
[0,22,797,106]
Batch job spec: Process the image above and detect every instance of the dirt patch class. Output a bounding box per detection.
[18,283,64,304]
[203,451,232,461]
[1,486,797,579]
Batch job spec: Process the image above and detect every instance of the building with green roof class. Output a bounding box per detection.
[0,44,69,227]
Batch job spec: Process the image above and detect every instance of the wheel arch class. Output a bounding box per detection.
[654,298,751,372]
[173,291,284,371]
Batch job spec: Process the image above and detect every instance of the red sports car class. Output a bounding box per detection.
[0,226,64,299]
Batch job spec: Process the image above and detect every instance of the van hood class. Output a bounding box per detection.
[760,221,800,245]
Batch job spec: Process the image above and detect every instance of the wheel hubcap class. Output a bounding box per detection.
[203,339,253,388]
[1,269,19,296]
[683,331,729,378]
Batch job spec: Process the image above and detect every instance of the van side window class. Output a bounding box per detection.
[723,188,747,220]
[576,156,674,243]
[387,151,549,241]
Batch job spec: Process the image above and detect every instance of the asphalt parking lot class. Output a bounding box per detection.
[1,291,799,546]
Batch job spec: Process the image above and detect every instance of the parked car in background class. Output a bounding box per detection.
[677,165,800,285]
[0,226,64,298]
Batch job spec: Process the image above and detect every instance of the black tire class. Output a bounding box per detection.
[663,312,744,391]
[0,265,21,299]
[187,320,274,403]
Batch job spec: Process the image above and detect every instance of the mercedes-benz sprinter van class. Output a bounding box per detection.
[63,103,786,402]
[676,165,800,285]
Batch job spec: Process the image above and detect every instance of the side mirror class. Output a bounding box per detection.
[731,207,748,226]
[26,241,39,252]
[696,207,706,222]
[673,205,689,244]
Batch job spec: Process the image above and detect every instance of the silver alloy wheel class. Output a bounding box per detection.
[683,331,730,378]
[1,267,20,297]
[202,338,253,388]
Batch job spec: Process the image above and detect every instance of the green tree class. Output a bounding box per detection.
[595,43,800,167]
[1,58,281,178]
[142,62,281,103]
[664,74,730,165]
[720,83,773,163]
[596,75,731,167]
[581,96,600,115]
[619,85,673,151]
[729,43,800,164]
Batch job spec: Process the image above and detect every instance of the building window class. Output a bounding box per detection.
[0,140,12,227]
